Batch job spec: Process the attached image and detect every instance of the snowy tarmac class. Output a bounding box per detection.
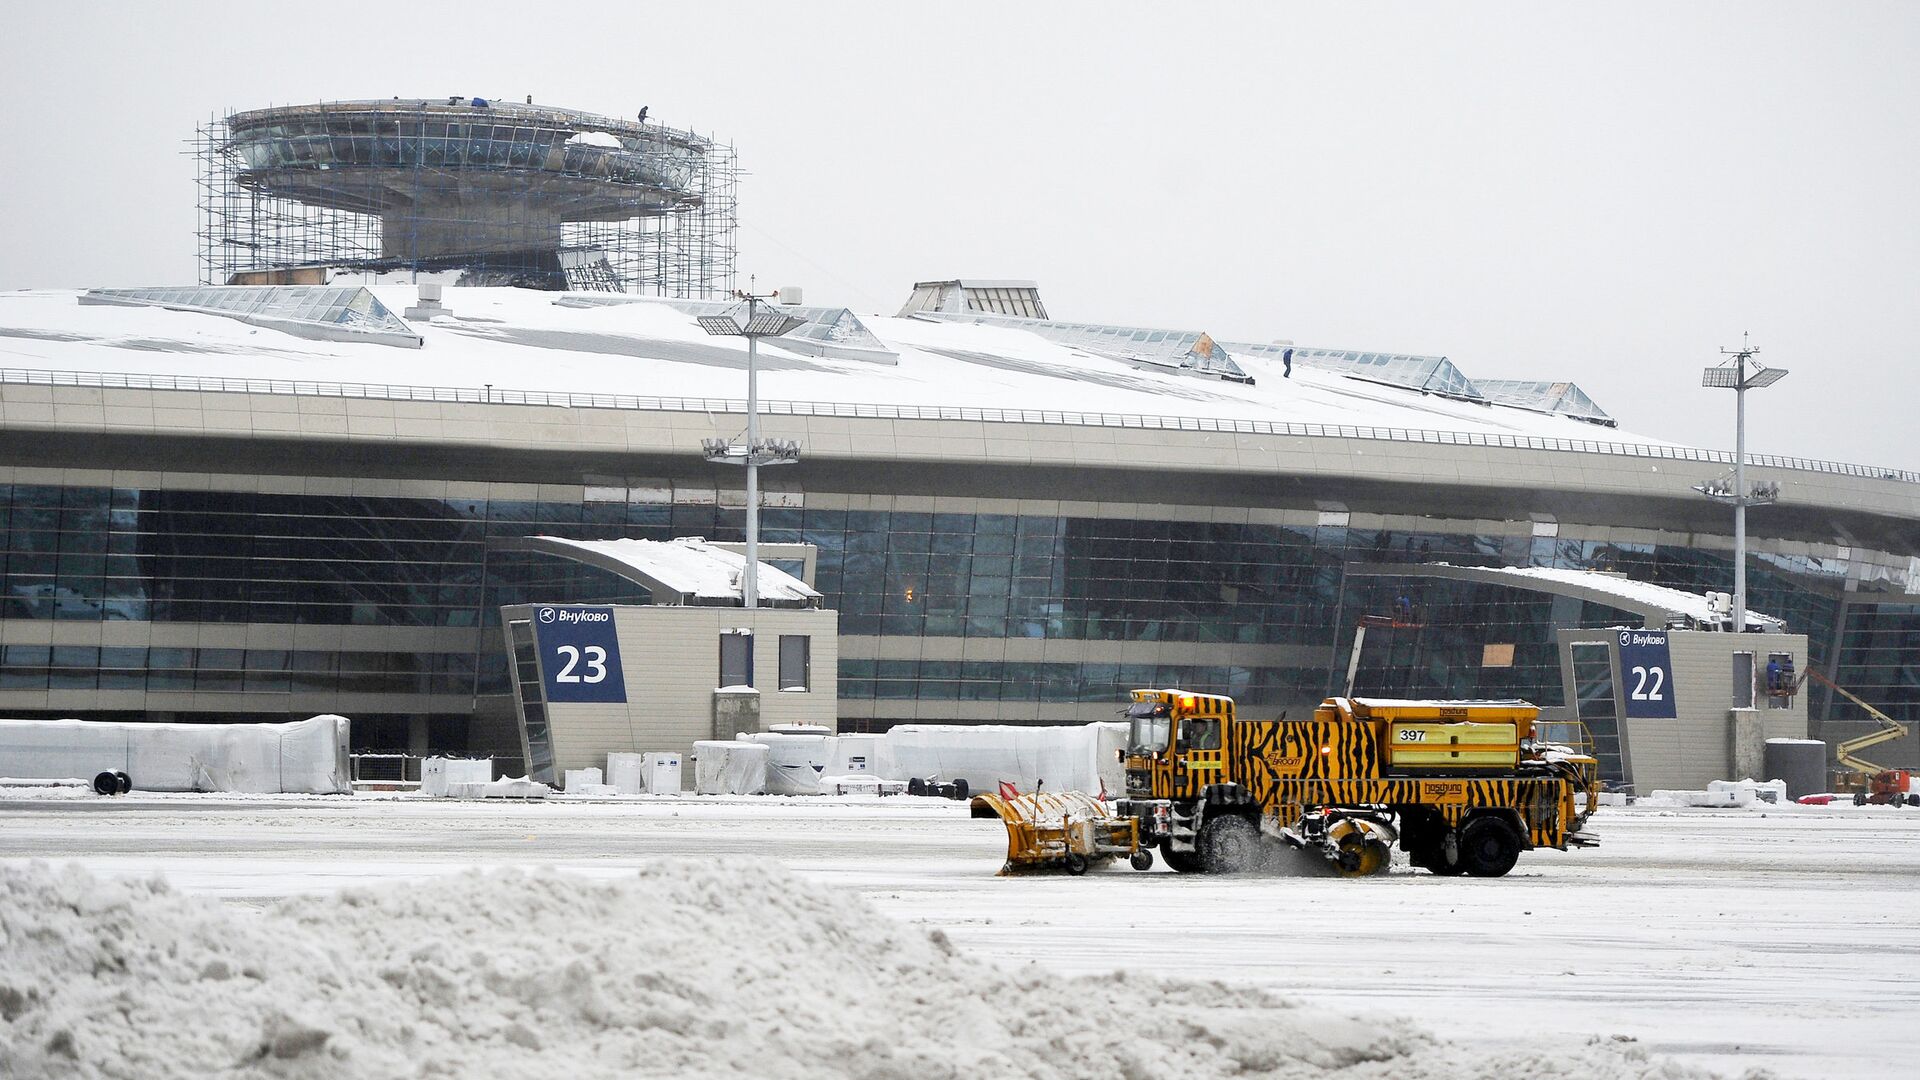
[2,793,1915,1079]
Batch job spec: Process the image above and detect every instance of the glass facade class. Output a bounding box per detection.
[0,481,1909,765]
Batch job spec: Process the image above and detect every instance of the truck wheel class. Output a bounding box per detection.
[1412,827,1465,875]
[1129,849,1154,872]
[114,771,132,795]
[1853,792,1868,806]
[1064,851,1089,876]
[1159,842,1204,874]
[1460,817,1521,878]
[92,771,119,796]
[1198,814,1260,874]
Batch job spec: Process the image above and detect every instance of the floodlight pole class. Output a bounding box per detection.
[744,295,763,609]
[1698,333,1786,635]
[1733,357,1748,634]
[697,287,805,610]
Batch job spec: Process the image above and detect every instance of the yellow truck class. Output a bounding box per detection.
[1114,690,1601,877]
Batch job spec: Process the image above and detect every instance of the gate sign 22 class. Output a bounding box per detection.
[534,606,627,703]
[1617,629,1676,719]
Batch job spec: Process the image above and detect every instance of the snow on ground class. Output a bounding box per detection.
[2,795,1914,1079]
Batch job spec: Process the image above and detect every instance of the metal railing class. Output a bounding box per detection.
[5,366,1915,486]
[349,752,421,790]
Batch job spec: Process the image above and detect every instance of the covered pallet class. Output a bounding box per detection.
[880,722,1126,795]
[693,740,769,795]
[0,715,351,794]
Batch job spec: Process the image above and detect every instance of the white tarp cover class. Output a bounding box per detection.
[606,752,645,795]
[745,732,832,796]
[693,740,768,795]
[643,752,683,795]
[0,715,350,794]
[421,757,492,797]
[878,722,1126,796]
[830,733,882,775]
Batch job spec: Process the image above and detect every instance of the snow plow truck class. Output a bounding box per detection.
[1108,690,1602,877]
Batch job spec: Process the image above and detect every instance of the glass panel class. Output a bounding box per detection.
[720,632,752,688]
[1732,652,1755,709]
[778,634,809,691]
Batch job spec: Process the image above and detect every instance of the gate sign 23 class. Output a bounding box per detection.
[534,606,627,703]
[1617,629,1676,719]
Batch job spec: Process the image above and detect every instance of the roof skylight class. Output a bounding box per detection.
[81,286,421,348]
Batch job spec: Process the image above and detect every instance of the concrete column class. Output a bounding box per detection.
[1728,708,1765,781]
[712,688,761,741]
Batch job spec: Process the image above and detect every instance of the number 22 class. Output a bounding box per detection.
[1630,665,1664,701]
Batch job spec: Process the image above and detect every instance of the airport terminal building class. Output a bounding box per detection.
[1,277,1917,789]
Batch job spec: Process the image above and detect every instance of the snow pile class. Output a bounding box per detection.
[565,129,622,148]
[1642,779,1788,808]
[0,861,1748,1080]
[448,775,550,799]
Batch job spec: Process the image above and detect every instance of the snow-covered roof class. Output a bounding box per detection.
[523,535,820,607]
[1483,566,1785,629]
[0,286,1687,445]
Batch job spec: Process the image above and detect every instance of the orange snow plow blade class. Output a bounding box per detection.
[969,790,1140,875]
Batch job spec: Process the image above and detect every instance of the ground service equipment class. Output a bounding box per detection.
[1797,669,1917,806]
[969,789,1148,875]
[1114,690,1601,876]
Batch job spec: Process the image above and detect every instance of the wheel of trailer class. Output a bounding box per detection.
[1197,814,1260,874]
[1064,851,1089,876]
[907,777,927,797]
[1159,841,1205,874]
[1854,792,1868,806]
[1459,817,1521,878]
[1129,849,1154,872]
[114,771,131,795]
[92,771,119,796]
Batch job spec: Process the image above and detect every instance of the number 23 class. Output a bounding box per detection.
[554,645,607,683]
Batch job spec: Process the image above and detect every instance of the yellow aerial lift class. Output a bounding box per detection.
[1799,669,1915,806]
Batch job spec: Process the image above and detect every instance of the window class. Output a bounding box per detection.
[778,635,810,692]
[1180,717,1222,750]
[1732,652,1755,709]
[1766,652,1796,709]
[720,631,753,688]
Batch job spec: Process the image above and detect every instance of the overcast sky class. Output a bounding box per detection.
[3,3,1914,468]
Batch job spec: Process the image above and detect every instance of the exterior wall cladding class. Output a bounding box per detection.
[0,386,1916,776]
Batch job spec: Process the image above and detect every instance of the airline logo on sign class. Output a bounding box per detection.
[533,606,627,704]
[1617,629,1676,719]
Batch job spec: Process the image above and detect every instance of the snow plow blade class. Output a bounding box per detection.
[969,791,1141,875]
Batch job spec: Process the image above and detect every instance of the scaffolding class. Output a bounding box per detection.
[195,98,737,297]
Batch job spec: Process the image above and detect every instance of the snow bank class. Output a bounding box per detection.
[0,861,1740,1080]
